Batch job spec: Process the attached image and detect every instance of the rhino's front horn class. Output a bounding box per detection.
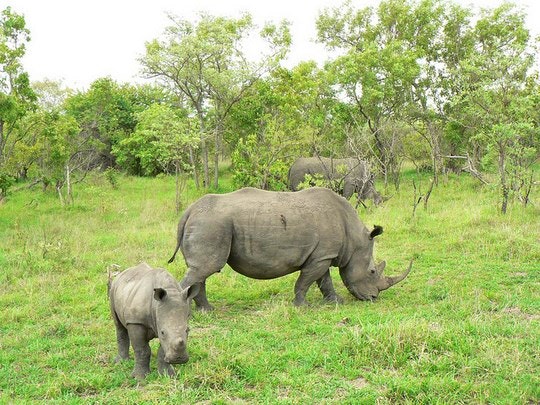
[376,259,413,291]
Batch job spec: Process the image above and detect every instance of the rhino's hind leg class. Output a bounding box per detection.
[180,274,214,311]
[316,270,343,304]
[293,260,333,306]
[112,312,130,363]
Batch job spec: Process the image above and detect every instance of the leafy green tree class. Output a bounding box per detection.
[114,103,198,176]
[0,6,36,196]
[30,110,84,204]
[114,103,199,211]
[317,0,427,187]
[227,62,342,188]
[449,3,538,213]
[64,78,163,169]
[231,119,298,190]
[140,12,290,189]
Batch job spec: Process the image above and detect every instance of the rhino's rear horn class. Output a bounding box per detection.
[377,259,413,291]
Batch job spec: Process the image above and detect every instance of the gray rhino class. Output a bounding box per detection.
[168,187,411,310]
[288,157,382,205]
[108,262,199,379]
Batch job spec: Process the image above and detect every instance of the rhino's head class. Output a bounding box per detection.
[153,284,199,364]
[339,225,412,301]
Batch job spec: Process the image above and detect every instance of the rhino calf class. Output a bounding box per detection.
[108,262,199,379]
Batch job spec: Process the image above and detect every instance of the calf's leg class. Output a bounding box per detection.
[127,324,152,379]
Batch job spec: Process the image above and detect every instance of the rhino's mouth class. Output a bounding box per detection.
[345,285,377,301]
[166,354,189,364]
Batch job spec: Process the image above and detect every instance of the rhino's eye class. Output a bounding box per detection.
[370,269,375,274]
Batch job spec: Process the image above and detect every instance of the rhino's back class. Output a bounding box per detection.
[182,188,359,278]
[110,263,177,326]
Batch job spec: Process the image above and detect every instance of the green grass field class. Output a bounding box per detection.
[1,170,538,404]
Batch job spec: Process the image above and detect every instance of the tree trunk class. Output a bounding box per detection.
[188,146,199,189]
[56,181,64,206]
[0,120,5,166]
[66,165,72,205]
[196,109,209,189]
[175,163,181,214]
[498,142,508,214]
[213,123,223,189]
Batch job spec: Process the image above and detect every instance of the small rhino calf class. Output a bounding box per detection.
[108,262,199,379]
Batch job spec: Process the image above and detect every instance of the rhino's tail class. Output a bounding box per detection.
[168,210,190,264]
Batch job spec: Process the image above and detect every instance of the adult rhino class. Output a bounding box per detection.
[288,157,383,205]
[168,187,411,310]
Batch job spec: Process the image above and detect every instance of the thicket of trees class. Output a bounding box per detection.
[0,0,538,213]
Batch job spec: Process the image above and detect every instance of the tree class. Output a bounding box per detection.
[0,6,36,195]
[227,62,342,189]
[317,0,427,187]
[64,78,162,170]
[449,3,538,213]
[140,12,290,189]
[114,103,199,211]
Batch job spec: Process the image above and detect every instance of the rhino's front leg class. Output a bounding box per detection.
[294,261,332,306]
[157,345,176,377]
[316,270,343,304]
[127,324,151,379]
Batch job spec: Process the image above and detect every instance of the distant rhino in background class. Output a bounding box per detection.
[168,187,411,310]
[288,157,383,205]
[108,263,199,379]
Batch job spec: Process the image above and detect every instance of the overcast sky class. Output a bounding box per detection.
[6,0,540,90]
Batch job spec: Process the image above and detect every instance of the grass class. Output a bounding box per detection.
[0,169,538,404]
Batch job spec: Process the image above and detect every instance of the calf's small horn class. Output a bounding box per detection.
[377,259,413,291]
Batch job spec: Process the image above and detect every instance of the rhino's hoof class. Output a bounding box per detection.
[131,369,150,380]
[158,365,176,378]
[114,355,129,364]
[324,295,344,304]
[197,304,215,312]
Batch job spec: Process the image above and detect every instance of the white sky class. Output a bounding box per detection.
[5,0,540,90]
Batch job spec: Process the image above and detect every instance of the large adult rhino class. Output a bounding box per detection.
[168,187,411,310]
[288,157,383,205]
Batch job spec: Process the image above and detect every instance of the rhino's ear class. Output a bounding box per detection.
[154,288,167,301]
[180,283,200,302]
[369,225,383,239]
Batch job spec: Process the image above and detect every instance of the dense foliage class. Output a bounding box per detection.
[1,0,538,211]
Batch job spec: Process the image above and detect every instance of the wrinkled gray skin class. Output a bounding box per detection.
[168,187,411,310]
[108,262,199,379]
[288,157,383,205]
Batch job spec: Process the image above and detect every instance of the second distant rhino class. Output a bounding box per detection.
[288,157,382,205]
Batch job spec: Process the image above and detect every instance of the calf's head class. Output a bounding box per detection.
[153,284,199,364]
[339,225,412,301]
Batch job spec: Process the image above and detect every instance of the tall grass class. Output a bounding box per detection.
[0,169,538,403]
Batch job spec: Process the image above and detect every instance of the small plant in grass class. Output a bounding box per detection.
[104,167,119,189]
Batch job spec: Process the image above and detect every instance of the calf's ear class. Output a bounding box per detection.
[154,288,167,301]
[181,283,200,302]
[369,225,383,239]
